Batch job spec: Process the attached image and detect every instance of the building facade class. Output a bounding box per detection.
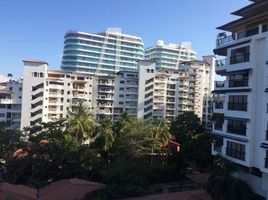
[145,40,197,70]
[0,79,22,133]
[61,28,144,74]
[137,58,214,121]
[212,0,268,198]
[21,60,95,129]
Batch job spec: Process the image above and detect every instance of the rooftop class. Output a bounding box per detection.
[22,60,48,65]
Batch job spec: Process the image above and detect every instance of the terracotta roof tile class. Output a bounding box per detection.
[0,183,37,200]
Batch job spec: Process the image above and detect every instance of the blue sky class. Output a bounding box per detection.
[0,0,249,77]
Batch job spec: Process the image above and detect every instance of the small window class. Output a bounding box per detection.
[9,87,13,91]
[119,101,124,105]
[119,87,124,91]
[67,91,70,95]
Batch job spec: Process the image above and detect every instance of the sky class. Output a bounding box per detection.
[0,0,250,78]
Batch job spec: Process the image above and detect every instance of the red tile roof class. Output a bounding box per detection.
[0,183,37,200]
[39,178,105,200]
[0,178,105,200]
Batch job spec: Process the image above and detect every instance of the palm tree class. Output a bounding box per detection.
[7,73,13,81]
[150,118,171,147]
[67,102,98,144]
[97,118,115,152]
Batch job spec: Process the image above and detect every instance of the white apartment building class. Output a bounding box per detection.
[145,40,197,70]
[21,60,95,129]
[179,57,215,118]
[61,28,144,74]
[212,0,268,198]
[137,58,214,121]
[0,79,22,133]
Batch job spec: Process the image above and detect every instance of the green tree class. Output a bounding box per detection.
[3,120,101,187]
[94,118,115,152]
[67,102,98,144]
[170,112,204,146]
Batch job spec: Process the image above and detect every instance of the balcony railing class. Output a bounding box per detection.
[226,148,245,161]
[230,53,250,65]
[216,58,227,67]
[216,35,234,47]
[215,81,225,88]
[229,78,248,87]
[215,102,224,109]
[228,102,247,111]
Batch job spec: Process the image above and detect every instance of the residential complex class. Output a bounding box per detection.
[212,0,268,198]
[61,28,144,74]
[20,55,214,128]
[0,78,22,133]
[145,40,197,70]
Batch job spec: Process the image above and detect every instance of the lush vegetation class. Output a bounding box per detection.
[0,104,214,198]
[207,156,256,200]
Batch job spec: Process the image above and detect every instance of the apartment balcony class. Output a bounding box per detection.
[216,35,234,48]
[98,104,113,108]
[98,89,114,93]
[229,78,249,88]
[228,102,247,111]
[73,94,86,99]
[216,54,252,74]
[0,98,12,104]
[49,92,64,96]
[96,110,113,115]
[49,100,64,105]
[97,96,113,100]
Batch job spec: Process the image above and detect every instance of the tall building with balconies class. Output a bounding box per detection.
[137,58,214,122]
[21,60,95,129]
[145,40,197,70]
[212,0,268,198]
[0,79,22,133]
[61,28,144,74]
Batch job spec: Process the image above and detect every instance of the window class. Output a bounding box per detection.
[120,80,125,84]
[229,72,248,87]
[9,87,13,91]
[119,87,124,91]
[0,113,5,117]
[227,120,247,135]
[226,141,245,160]
[119,94,124,98]
[262,24,268,33]
[230,46,250,64]
[119,101,124,105]
[228,95,247,111]
[19,88,22,91]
